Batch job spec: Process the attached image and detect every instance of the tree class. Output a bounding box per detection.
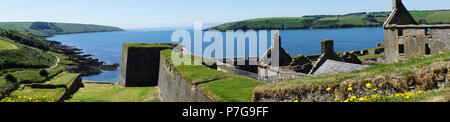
[39,69,49,78]
[5,74,17,84]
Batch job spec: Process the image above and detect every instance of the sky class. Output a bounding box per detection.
[0,0,449,29]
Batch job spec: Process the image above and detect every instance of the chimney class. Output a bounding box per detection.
[393,0,402,10]
[271,32,281,49]
[321,39,334,54]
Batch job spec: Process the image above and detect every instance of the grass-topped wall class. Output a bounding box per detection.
[159,49,264,102]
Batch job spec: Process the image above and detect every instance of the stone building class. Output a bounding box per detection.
[384,0,450,63]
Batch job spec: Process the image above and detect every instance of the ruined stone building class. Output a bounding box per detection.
[384,0,450,63]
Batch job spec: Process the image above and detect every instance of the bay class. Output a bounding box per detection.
[47,27,384,82]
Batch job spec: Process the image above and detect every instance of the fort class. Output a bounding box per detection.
[116,0,449,102]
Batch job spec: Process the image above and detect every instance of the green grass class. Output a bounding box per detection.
[208,10,450,30]
[162,49,266,102]
[199,76,265,102]
[10,70,47,83]
[10,86,65,101]
[123,43,172,48]
[0,37,56,69]
[255,51,450,97]
[42,72,78,87]
[5,71,79,102]
[68,83,161,102]
[374,88,450,102]
[424,10,450,24]
[0,78,15,96]
[0,39,18,50]
[358,53,385,61]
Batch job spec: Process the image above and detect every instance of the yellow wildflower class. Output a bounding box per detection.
[365,83,371,88]
[347,87,353,91]
[344,99,349,102]
[348,84,352,87]
[373,88,377,91]
[326,87,332,91]
[294,100,299,102]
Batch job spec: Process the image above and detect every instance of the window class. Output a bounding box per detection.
[425,43,431,55]
[398,44,405,54]
[425,28,431,36]
[398,29,404,36]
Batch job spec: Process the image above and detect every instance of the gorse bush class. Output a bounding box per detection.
[39,69,49,78]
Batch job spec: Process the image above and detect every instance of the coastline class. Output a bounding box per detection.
[46,30,122,76]
[42,30,125,38]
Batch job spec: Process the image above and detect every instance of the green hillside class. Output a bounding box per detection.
[0,36,56,69]
[208,10,450,31]
[0,22,124,37]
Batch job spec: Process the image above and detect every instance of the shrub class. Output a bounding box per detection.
[5,74,17,84]
[39,69,49,78]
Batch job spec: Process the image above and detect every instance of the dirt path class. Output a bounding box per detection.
[49,56,60,69]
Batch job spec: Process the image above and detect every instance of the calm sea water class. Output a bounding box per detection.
[47,27,384,82]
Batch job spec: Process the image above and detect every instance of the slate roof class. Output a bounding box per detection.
[313,60,369,75]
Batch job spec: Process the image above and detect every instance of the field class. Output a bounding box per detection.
[208,10,450,31]
[0,39,18,50]
[68,83,161,102]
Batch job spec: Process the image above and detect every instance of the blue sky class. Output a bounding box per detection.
[0,0,449,29]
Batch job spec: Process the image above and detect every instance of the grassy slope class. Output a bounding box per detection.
[0,39,18,50]
[161,49,264,102]
[0,37,56,69]
[68,83,161,102]
[255,51,450,102]
[0,22,123,37]
[209,10,450,30]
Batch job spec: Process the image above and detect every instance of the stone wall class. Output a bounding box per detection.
[158,53,214,102]
[258,66,309,83]
[384,27,450,63]
[216,62,259,80]
[58,74,83,102]
[118,45,171,87]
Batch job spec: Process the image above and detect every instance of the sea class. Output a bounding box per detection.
[47,27,384,82]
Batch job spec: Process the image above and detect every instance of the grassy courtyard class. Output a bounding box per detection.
[68,83,161,102]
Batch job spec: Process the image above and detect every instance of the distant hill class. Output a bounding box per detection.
[0,22,124,37]
[208,10,450,31]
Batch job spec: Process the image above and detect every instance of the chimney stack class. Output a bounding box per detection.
[321,39,334,54]
[271,32,281,49]
[393,0,402,10]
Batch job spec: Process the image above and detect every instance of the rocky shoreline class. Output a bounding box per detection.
[48,40,119,76]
